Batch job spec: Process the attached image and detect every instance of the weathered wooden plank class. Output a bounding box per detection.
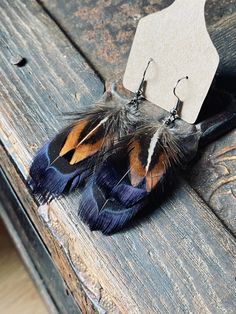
[186,129,236,235]
[0,1,236,313]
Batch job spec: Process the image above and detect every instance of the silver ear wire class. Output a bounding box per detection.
[135,58,153,99]
[130,58,153,109]
[173,76,189,104]
[164,76,189,125]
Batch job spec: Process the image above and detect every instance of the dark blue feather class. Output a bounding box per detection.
[29,129,92,202]
[79,181,146,235]
[78,156,148,234]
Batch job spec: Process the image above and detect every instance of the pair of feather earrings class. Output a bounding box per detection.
[30,59,199,234]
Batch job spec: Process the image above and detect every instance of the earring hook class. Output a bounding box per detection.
[135,58,153,99]
[164,75,189,125]
[173,76,189,104]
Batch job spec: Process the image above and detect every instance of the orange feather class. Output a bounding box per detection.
[60,120,88,156]
[70,138,106,165]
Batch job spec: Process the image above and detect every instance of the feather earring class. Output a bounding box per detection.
[29,59,153,202]
[79,76,201,234]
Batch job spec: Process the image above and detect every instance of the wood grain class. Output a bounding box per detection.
[0,1,236,313]
[187,129,236,235]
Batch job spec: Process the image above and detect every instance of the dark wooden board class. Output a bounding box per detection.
[1,0,236,313]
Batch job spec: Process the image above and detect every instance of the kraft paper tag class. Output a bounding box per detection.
[123,0,219,124]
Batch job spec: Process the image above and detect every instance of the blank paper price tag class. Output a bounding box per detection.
[123,0,219,124]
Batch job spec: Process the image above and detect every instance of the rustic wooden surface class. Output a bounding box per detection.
[40,0,236,80]
[1,0,236,313]
[40,0,236,234]
[187,129,236,236]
